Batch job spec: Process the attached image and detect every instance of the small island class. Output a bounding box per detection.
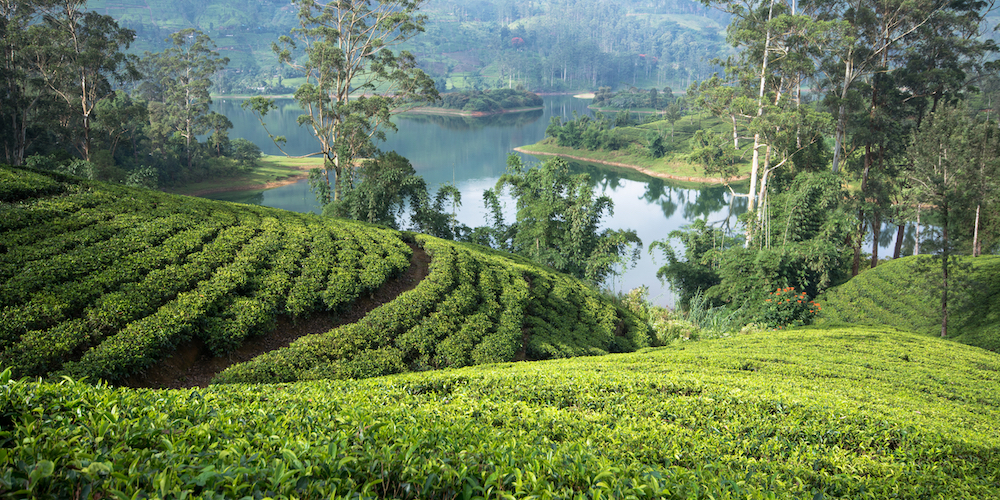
[406,88,543,116]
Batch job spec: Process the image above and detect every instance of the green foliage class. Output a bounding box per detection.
[656,172,853,317]
[3,327,999,498]
[434,88,543,112]
[475,154,642,286]
[649,218,734,310]
[756,286,821,329]
[0,166,646,383]
[819,255,1000,352]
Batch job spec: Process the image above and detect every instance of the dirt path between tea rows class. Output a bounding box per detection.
[123,244,432,390]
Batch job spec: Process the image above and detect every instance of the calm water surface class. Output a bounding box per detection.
[209,95,748,306]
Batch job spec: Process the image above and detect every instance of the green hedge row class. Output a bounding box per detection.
[0,167,64,202]
[213,235,648,384]
[1,166,649,384]
[818,255,1000,352]
[3,328,998,499]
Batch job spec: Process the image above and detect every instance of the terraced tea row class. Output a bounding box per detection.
[214,235,650,384]
[3,328,998,498]
[0,166,649,384]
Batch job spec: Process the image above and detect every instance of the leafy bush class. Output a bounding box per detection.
[754,286,821,328]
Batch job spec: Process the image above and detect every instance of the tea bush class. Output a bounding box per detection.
[819,255,1000,351]
[2,327,998,498]
[1,166,648,383]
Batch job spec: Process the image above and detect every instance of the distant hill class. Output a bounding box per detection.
[87,0,728,94]
[818,255,1000,352]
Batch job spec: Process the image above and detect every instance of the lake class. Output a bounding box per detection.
[208,95,750,306]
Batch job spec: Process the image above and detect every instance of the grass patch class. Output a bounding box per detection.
[162,155,323,196]
[518,141,751,182]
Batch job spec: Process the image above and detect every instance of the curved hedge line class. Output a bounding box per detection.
[213,235,651,384]
[1,166,651,384]
[0,167,413,382]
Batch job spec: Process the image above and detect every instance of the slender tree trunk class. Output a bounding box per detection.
[870,210,880,269]
[832,60,852,174]
[732,115,739,149]
[745,0,776,248]
[941,201,949,337]
[973,204,981,257]
[893,223,904,258]
[914,206,921,255]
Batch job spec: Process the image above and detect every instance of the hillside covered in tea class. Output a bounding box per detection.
[0,166,650,386]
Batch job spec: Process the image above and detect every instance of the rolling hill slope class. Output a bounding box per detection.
[2,327,998,497]
[818,255,1000,352]
[0,166,649,385]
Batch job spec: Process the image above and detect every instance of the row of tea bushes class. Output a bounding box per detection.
[213,235,651,384]
[818,255,1000,352]
[1,166,649,385]
[3,327,998,498]
[0,167,414,381]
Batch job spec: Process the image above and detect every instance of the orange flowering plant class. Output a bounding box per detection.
[757,286,821,329]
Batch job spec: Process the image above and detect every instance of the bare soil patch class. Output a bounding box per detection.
[123,244,432,390]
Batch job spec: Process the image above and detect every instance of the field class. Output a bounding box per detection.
[2,166,999,498]
[0,166,649,386]
[517,112,753,184]
[2,327,998,497]
[162,155,324,197]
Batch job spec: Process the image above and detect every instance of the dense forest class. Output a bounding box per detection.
[79,0,729,93]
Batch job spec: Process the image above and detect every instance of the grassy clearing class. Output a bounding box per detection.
[518,141,751,182]
[2,326,998,497]
[818,255,1000,352]
[163,155,323,196]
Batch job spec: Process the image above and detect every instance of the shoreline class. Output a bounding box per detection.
[513,147,749,185]
[400,106,544,117]
[168,162,318,197]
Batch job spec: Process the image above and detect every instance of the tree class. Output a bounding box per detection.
[1,0,51,165]
[906,104,977,337]
[700,0,838,247]
[93,90,148,164]
[31,0,138,161]
[479,154,642,286]
[141,29,229,172]
[246,0,438,204]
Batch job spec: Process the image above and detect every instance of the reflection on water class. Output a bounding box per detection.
[208,95,748,306]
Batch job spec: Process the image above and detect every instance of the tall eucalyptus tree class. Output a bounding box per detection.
[244,0,437,204]
[140,29,229,173]
[32,0,139,161]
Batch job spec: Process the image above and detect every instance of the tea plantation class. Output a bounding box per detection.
[818,255,1000,352]
[0,166,649,384]
[3,327,999,498]
[3,166,1000,498]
